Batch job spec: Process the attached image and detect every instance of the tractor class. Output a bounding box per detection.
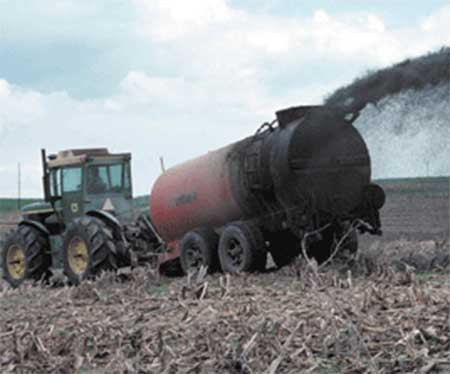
[0,148,161,287]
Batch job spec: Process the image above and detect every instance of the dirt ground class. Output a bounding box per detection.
[0,178,449,373]
[378,192,449,241]
[0,212,20,240]
[0,240,449,373]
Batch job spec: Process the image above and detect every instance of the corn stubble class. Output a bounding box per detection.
[0,239,449,373]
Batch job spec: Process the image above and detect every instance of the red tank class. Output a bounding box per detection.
[149,106,385,270]
[149,144,243,262]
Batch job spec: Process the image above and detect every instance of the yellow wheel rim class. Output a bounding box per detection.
[67,236,88,275]
[6,244,26,280]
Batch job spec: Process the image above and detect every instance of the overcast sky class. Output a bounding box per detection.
[0,0,449,197]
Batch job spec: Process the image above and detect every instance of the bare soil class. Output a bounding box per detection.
[0,240,449,373]
[0,212,20,240]
[378,192,449,241]
[0,178,449,373]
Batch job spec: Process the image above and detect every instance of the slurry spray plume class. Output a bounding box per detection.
[325,47,449,178]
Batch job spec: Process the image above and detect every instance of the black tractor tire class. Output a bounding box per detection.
[218,222,267,273]
[62,216,118,284]
[1,225,51,288]
[179,227,220,274]
[268,232,301,268]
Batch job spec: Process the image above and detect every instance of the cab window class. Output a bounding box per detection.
[110,164,122,190]
[87,163,125,194]
[50,168,61,196]
[62,167,82,193]
[123,162,131,192]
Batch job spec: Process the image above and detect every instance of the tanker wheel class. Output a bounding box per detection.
[1,225,51,288]
[305,226,358,263]
[62,216,118,284]
[179,227,219,274]
[305,226,335,263]
[218,222,267,273]
[337,228,358,255]
[268,232,301,268]
[160,258,184,277]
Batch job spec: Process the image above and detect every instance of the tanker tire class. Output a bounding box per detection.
[180,227,219,275]
[340,229,358,254]
[160,258,184,277]
[269,232,301,268]
[218,222,267,273]
[306,226,358,263]
[306,226,335,263]
[62,216,118,284]
[1,225,51,288]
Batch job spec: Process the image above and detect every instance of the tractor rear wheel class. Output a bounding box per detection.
[180,227,219,274]
[1,225,51,288]
[62,216,118,284]
[218,222,267,273]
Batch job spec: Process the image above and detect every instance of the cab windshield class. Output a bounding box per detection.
[87,163,130,194]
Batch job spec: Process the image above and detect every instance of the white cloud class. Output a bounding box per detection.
[134,1,449,67]
[415,5,450,54]
[129,1,450,136]
[132,0,237,41]
[0,79,46,121]
[129,1,450,121]
[1,2,449,197]
[421,5,450,33]
[0,1,131,43]
[0,74,270,197]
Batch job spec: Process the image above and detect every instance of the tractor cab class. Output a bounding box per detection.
[39,148,135,226]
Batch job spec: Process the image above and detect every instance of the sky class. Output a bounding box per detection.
[0,0,449,197]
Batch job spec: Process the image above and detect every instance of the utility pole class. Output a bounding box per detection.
[17,163,21,210]
[159,156,166,174]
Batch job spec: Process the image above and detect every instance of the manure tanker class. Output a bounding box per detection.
[150,105,385,273]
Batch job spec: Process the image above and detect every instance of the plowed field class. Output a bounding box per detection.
[0,177,449,373]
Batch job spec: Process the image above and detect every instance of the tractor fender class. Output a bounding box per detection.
[19,219,50,237]
[86,210,122,232]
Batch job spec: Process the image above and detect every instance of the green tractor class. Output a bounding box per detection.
[1,148,161,287]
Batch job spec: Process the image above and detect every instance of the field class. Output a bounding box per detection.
[375,177,449,240]
[0,177,449,373]
[0,198,41,215]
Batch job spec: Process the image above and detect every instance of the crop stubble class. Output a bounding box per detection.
[0,178,449,373]
[0,239,449,373]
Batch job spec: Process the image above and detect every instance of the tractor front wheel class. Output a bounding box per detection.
[1,225,51,288]
[62,216,118,284]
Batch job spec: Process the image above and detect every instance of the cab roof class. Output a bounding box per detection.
[47,148,131,168]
